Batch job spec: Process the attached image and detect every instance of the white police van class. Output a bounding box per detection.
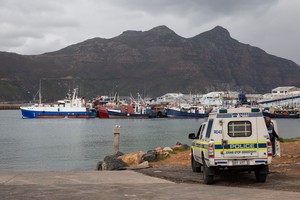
[189,107,280,184]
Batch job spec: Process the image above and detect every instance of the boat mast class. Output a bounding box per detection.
[39,79,42,105]
[72,88,78,101]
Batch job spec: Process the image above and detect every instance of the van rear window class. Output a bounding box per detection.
[228,121,252,137]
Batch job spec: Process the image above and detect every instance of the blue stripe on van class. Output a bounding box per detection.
[216,113,263,118]
[214,143,266,149]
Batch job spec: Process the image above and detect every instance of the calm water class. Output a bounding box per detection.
[0,110,299,171]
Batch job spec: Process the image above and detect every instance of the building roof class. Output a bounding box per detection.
[159,93,183,98]
[272,86,296,92]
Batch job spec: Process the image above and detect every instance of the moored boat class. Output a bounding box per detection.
[263,108,299,118]
[98,93,152,118]
[166,105,208,118]
[20,88,96,119]
[98,106,109,118]
[101,103,150,118]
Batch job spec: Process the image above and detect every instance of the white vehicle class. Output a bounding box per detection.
[189,107,280,184]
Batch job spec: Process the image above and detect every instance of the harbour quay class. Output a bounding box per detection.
[0,104,20,110]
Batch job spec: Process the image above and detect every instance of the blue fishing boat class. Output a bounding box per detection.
[20,87,96,119]
[166,105,208,118]
[263,108,299,118]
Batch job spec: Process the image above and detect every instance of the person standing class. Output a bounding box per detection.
[264,117,279,156]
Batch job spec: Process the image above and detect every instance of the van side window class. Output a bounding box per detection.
[199,124,205,139]
[228,121,252,137]
[205,119,214,138]
[196,125,202,138]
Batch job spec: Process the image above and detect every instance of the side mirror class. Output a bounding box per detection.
[188,133,197,139]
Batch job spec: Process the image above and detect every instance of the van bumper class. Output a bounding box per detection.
[209,159,270,167]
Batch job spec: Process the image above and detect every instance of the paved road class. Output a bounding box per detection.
[0,171,299,199]
[137,166,300,192]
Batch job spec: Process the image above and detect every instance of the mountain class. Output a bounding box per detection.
[0,25,300,102]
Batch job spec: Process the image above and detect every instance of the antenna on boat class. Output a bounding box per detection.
[130,93,135,104]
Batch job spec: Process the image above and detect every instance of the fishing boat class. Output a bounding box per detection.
[107,103,150,118]
[98,102,151,118]
[166,104,209,118]
[20,86,96,119]
[98,106,109,118]
[98,93,151,118]
[263,108,299,118]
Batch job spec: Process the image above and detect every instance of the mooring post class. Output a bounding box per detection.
[113,125,121,153]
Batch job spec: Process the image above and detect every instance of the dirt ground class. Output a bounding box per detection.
[136,139,300,192]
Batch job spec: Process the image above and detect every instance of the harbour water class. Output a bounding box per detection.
[0,110,299,171]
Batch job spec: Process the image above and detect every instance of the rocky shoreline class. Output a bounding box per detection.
[96,142,190,171]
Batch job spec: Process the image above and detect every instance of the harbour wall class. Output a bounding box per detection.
[0,104,21,110]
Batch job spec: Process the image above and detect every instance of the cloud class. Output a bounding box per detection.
[109,0,276,14]
[0,0,79,53]
[108,0,277,23]
[218,0,300,64]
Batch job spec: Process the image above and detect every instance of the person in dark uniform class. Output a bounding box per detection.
[264,117,279,156]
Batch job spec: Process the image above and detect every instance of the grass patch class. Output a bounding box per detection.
[280,137,297,142]
[155,155,170,162]
[154,148,191,161]
[172,148,191,153]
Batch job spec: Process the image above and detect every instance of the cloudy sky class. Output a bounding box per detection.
[1,0,300,64]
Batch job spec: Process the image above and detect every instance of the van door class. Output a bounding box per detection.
[221,117,259,158]
[194,123,206,162]
[193,124,202,160]
[271,120,281,157]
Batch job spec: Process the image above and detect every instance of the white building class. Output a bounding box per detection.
[156,93,184,103]
[271,86,297,96]
[199,91,240,106]
[200,92,224,106]
[259,86,300,108]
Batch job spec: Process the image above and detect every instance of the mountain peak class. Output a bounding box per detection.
[147,25,176,35]
[195,26,232,41]
[117,26,177,39]
[119,30,143,37]
[210,26,231,36]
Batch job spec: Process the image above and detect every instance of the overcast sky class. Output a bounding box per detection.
[1,0,300,64]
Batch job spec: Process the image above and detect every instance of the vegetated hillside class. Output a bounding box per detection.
[0,25,300,102]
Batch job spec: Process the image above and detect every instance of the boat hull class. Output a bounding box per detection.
[263,111,299,118]
[166,108,208,118]
[98,106,109,118]
[20,107,96,119]
[107,110,149,118]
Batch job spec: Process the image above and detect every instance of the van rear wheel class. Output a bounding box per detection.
[255,166,268,182]
[255,172,267,182]
[191,152,201,173]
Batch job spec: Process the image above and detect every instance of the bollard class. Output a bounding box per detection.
[113,125,121,153]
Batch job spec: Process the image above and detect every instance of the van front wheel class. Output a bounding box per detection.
[203,159,214,184]
[191,152,201,173]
